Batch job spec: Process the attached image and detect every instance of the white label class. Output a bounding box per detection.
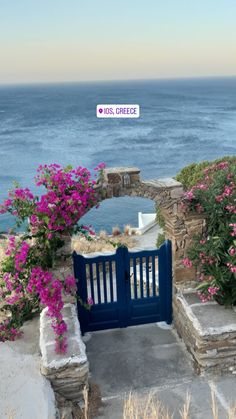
[96,104,140,118]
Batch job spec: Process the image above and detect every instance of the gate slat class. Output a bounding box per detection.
[140,257,144,298]
[89,263,95,303]
[146,256,150,298]
[96,262,102,304]
[152,255,156,297]
[133,257,137,299]
[102,261,108,303]
[109,261,114,302]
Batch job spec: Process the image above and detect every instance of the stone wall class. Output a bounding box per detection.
[95,166,206,284]
[40,304,89,414]
[174,289,236,373]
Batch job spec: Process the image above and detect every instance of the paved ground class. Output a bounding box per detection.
[133,224,161,250]
[85,323,236,418]
[0,318,55,419]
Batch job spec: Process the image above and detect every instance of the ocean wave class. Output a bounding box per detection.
[0,128,28,136]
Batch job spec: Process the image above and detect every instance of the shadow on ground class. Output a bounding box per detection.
[85,323,236,419]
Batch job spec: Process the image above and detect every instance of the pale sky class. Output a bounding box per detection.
[0,0,236,84]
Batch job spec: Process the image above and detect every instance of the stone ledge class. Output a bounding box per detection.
[40,303,89,403]
[142,178,182,189]
[174,290,236,373]
[104,167,140,175]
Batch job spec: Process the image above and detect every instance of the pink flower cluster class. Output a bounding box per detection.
[0,319,23,342]
[198,292,212,303]
[0,199,12,214]
[184,183,208,202]
[87,297,94,306]
[0,163,104,352]
[195,203,204,214]
[197,286,219,303]
[1,239,30,309]
[208,286,219,296]
[229,223,236,237]
[182,257,193,268]
[204,161,229,175]
[184,162,231,207]
[3,273,14,291]
[0,188,35,215]
[27,268,76,353]
[13,188,34,201]
[15,241,30,272]
[226,262,236,273]
[215,182,234,203]
[181,160,236,305]
[34,164,100,236]
[229,247,236,256]
[5,236,16,256]
[225,204,236,214]
[64,275,77,295]
[5,292,23,305]
[94,163,106,171]
[184,191,195,201]
[198,252,215,266]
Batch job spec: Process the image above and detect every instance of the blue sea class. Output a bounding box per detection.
[0,77,236,233]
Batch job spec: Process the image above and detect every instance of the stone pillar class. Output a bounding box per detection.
[161,201,206,284]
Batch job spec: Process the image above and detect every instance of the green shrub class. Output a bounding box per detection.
[156,233,165,248]
[156,206,165,228]
[176,156,236,190]
[182,159,236,306]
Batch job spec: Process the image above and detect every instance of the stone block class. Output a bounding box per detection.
[170,187,184,199]
[187,226,203,236]
[130,173,140,184]
[112,184,121,197]
[40,304,89,403]
[107,173,122,184]
[174,266,196,283]
[60,407,73,419]
[174,292,236,373]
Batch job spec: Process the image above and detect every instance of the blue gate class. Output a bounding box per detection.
[73,240,172,334]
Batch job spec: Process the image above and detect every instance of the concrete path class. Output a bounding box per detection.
[85,323,236,418]
[0,318,56,419]
[133,225,161,250]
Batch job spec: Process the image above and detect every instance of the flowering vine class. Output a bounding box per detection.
[0,163,104,351]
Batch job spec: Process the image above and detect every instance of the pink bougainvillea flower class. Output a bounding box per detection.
[5,236,16,256]
[64,275,76,295]
[87,297,94,306]
[14,241,30,272]
[94,162,106,171]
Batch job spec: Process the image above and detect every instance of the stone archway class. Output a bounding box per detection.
[97,167,183,204]
[95,167,205,284]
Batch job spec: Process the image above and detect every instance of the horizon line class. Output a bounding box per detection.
[0,74,236,88]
